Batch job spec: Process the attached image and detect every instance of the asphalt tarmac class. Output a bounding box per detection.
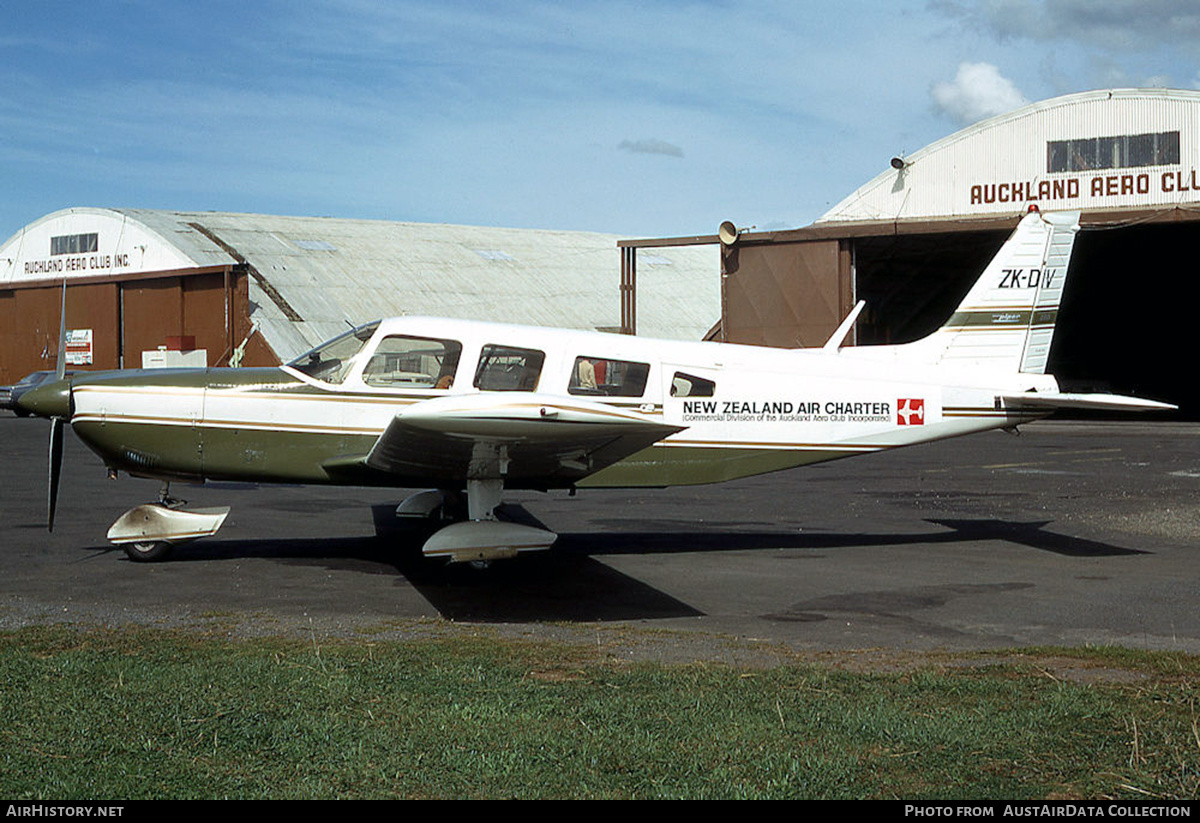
[1,413,1198,655]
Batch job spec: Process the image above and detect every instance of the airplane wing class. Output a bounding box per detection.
[1001,391,1177,413]
[354,393,683,487]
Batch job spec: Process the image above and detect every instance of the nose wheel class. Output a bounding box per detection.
[107,501,231,562]
[123,540,173,563]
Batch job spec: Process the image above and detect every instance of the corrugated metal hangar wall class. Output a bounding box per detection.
[0,267,274,380]
[0,208,261,382]
[0,209,719,386]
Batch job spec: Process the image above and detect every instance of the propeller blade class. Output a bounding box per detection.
[48,417,63,532]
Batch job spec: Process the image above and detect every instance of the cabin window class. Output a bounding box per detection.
[671,371,715,397]
[473,344,545,391]
[362,335,461,389]
[288,322,380,384]
[569,356,650,397]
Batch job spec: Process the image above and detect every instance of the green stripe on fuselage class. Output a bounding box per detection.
[943,309,1057,328]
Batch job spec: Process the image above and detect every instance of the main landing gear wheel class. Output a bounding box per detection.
[123,540,174,563]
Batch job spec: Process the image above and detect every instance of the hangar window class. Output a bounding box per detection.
[474,345,544,391]
[50,233,98,256]
[1048,131,1179,173]
[568,356,650,396]
[670,371,715,397]
[362,335,461,389]
[288,321,380,385]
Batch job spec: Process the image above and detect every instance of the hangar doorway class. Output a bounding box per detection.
[1053,222,1200,414]
[852,220,1200,415]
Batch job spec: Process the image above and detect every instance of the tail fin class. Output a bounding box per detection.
[911,209,1080,374]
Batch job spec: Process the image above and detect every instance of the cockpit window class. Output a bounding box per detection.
[362,335,462,389]
[569,356,650,397]
[671,371,716,397]
[473,344,545,391]
[288,322,380,384]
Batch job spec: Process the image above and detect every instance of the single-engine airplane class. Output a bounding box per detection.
[16,208,1173,564]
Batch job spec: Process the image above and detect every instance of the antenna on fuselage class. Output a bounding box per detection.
[822,300,866,353]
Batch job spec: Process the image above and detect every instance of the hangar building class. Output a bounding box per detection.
[624,88,1200,413]
[0,209,718,385]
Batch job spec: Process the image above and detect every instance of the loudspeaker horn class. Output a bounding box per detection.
[718,221,739,246]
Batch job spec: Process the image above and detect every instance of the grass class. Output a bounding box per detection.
[1,625,1198,799]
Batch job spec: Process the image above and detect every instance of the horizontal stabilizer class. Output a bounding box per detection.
[1001,391,1176,413]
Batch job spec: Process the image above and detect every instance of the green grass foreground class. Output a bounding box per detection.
[1,626,1198,799]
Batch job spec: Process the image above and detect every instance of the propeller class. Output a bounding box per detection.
[47,279,67,532]
[48,418,63,531]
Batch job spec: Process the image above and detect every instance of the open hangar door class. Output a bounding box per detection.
[852,220,1199,417]
[1052,221,1200,415]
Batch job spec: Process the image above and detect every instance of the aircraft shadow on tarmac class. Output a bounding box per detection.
[76,505,1145,624]
[557,516,1147,558]
[85,532,702,624]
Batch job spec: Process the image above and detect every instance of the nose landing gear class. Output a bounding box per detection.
[106,483,230,562]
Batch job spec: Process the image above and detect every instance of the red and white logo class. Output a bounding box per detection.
[897,398,925,425]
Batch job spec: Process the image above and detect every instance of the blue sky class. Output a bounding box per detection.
[3,0,1198,239]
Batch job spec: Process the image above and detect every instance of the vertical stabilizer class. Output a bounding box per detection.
[913,209,1080,374]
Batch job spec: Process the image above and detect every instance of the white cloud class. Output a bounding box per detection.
[931,62,1028,125]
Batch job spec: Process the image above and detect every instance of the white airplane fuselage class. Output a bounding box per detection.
[59,315,1057,490]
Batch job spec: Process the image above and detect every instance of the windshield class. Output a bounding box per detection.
[287,322,380,384]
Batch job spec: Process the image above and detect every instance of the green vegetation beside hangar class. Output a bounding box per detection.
[1,625,1198,800]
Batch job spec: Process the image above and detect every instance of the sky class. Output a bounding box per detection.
[3,0,1199,240]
